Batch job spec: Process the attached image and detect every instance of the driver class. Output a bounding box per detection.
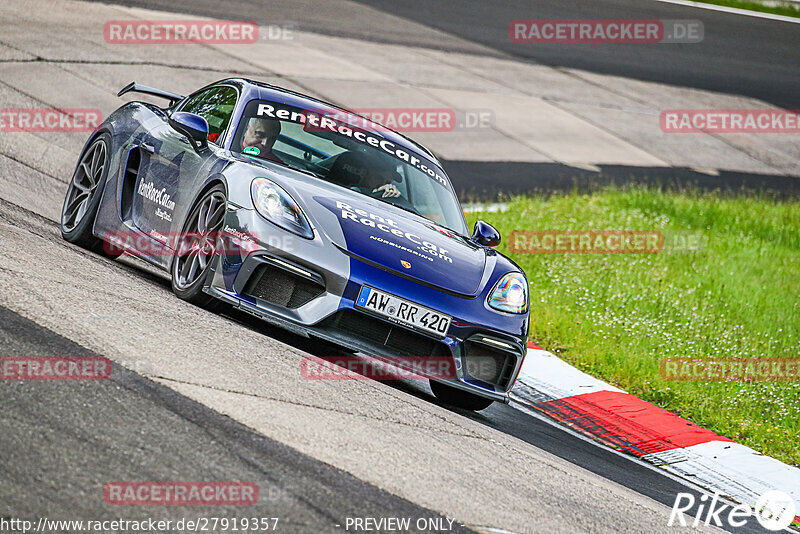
[329,152,401,199]
[362,162,402,199]
[241,117,283,163]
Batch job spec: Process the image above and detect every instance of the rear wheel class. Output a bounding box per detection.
[430,380,494,411]
[170,184,227,309]
[61,133,118,255]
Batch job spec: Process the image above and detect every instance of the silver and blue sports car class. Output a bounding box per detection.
[60,78,530,410]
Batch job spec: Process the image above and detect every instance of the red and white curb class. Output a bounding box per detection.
[510,342,800,526]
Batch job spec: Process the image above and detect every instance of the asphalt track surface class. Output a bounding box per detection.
[444,161,800,200]
[91,0,800,109]
[0,1,792,533]
[0,200,771,533]
[0,305,474,534]
[87,0,800,197]
[350,0,800,110]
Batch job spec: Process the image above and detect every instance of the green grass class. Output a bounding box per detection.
[466,188,800,466]
[691,0,800,18]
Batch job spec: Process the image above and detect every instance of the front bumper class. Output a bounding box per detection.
[206,208,527,402]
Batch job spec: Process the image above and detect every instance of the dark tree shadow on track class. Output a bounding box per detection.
[445,160,800,202]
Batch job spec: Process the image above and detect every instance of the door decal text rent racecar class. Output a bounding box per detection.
[137,181,175,221]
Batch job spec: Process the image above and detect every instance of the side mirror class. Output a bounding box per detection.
[169,112,208,152]
[472,220,501,247]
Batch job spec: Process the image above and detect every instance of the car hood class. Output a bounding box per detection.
[226,160,490,296]
[311,194,487,296]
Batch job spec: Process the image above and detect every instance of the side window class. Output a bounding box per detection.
[179,86,238,145]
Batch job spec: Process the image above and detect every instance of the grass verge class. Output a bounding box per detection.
[688,0,800,18]
[466,187,799,466]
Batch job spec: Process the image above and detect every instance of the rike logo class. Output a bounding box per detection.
[668,490,796,531]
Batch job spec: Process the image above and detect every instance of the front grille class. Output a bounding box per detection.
[243,264,325,309]
[320,309,446,357]
[463,339,518,389]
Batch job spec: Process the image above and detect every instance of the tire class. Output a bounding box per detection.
[430,380,495,411]
[170,184,226,309]
[60,133,119,256]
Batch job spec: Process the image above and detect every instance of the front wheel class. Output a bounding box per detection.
[430,380,494,411]
[170,184,227,309]
[61,133,117,254]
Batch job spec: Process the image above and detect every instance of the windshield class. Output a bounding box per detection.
[231,99,468,234]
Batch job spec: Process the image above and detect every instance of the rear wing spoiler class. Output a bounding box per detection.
[117,82,185,106]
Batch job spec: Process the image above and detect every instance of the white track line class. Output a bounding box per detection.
[656,0,800,24]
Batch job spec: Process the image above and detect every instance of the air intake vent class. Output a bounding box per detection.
[463,339,518,389]
[243,264,325,309]
[319,310,447,357]
[121,147,141,221]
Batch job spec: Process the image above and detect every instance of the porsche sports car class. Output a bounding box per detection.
[60,78,529,410]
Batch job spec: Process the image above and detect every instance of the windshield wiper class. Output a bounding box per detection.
[385,201,422,218]
[279,161,323,178]
[264,158,324,179]
[387,202,468,238]
[239,151,324,178]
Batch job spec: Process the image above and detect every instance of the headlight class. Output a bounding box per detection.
[488,273,528,314]
[251,178,313,239]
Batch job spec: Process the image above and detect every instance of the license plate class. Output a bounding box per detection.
[356,286,451,338]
